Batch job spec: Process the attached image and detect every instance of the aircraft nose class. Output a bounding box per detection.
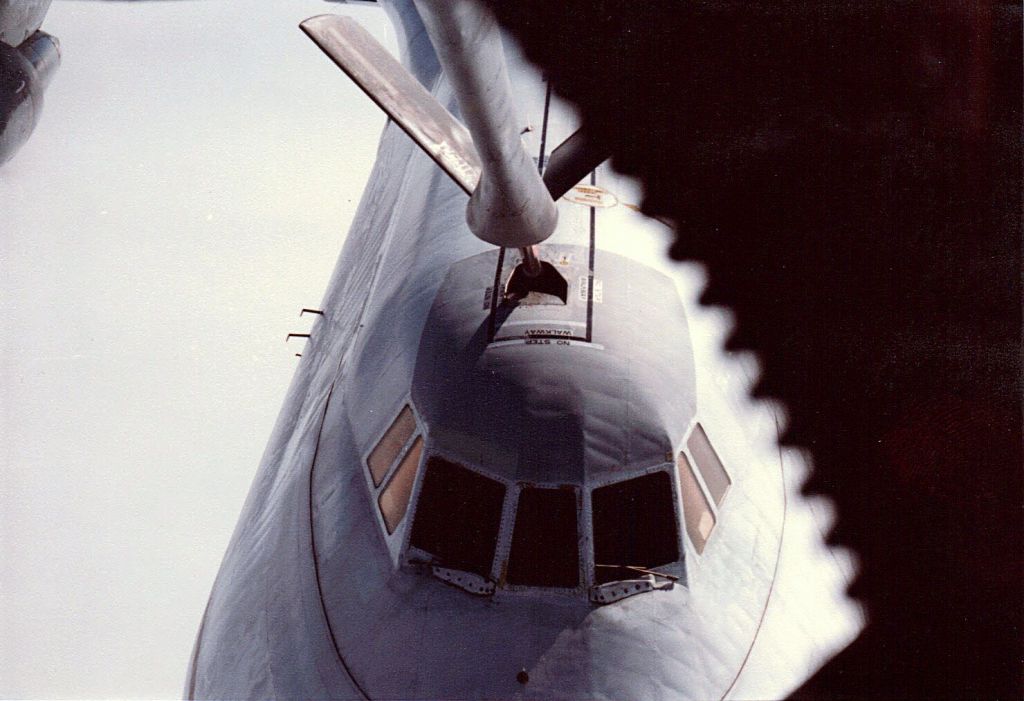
[515,593,725,701]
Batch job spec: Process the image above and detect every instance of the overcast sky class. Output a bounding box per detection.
[1,2,392,697]
[0,2,860,698]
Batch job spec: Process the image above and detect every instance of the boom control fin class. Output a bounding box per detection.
[542,128,612,202]
[300,14,482,195]
[300,13,612,209]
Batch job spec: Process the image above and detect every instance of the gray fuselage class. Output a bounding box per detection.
[186,3,784,698]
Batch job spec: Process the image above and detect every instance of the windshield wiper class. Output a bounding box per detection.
[594,564,679,581]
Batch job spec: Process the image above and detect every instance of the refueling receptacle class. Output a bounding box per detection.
[504,253,569,305]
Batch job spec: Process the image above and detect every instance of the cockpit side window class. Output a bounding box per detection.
[367,405,417,487]
[687,423,731,506]
[591,471,680,584]
[409,456,506,577]
[366,404,424,540]
[506,487,580,588]
[677,452,716,554]
[378,436,424,534]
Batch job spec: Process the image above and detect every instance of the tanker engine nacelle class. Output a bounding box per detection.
[0,0,59,166]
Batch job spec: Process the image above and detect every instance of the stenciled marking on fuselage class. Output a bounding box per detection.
[487,338,604,350]
[578,276,603,303]
[488,320,586,345]
[565,184,618,208]
[526,328,571,337]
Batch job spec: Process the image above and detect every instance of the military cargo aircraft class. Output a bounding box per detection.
[186,1,858,698]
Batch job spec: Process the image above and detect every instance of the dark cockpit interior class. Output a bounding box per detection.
[507,486,580,587]
[409,456,506,577]
[592,471,680,585]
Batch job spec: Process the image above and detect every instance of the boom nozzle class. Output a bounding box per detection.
[519,246,542,277]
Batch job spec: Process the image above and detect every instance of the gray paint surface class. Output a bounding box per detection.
[412,248,695,486]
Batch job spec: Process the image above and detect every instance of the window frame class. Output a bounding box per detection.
[676,419,732,558]
[497,482,585,595]
[366,404,418,487]
[585,462,687,587]
[378,435,424,535]
[362,399,426,557]
[400,445,514,584]
[687,422,732,507]
[378,423,700,598]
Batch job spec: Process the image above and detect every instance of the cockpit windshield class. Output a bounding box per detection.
[409,456,506,577]
[591,471,680,584]
[506,487,580,588]
[386,422,698,598]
